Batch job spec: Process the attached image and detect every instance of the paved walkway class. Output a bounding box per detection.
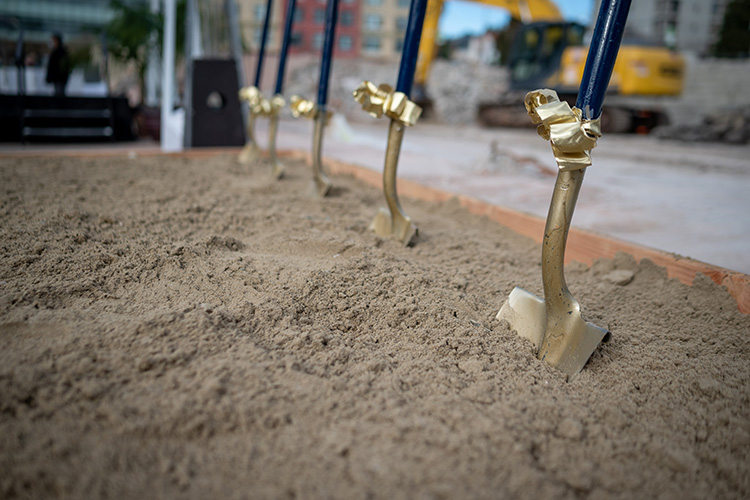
[268,116,750,274]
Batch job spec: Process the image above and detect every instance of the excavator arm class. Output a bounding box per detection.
[415,0,563,89]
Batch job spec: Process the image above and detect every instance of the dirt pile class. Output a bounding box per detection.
[1,154,749,499]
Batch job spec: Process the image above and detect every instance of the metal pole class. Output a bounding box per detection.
[145,0,160,107]
[226,0,248,131]
[161,0,177,151]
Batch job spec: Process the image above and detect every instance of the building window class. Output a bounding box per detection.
[339,35,353,51]
[363,35,381,52]
[366,0,383,6]
[291,32,303,46]
[253,5,266,20]
[314,8,325,24]
[294,7,304,22]
[398,0,410,7]
[395,37,404,52]
[396,16,408,31]
[313,32,324,49]
[364,14,382,31]
[340,11,354,26]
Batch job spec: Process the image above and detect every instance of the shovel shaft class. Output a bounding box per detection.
[542,168,584,313]
[268,108,284,179]
[238,111,259,164]
[311,110,332,196]
[383,119,406,218]
[371,119,417,245]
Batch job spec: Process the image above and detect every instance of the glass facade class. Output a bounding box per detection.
[0,0,138,43]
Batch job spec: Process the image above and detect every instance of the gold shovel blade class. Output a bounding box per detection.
[497,286,609,379]
[238,142,259,165]
[370,207,417,246]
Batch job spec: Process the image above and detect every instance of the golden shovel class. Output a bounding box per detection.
[289,96,332,197]
[370,119,416,245]
[497,90,610,379]
[266,94,287,180]
[238,86,263,165]
[353,81,422,245]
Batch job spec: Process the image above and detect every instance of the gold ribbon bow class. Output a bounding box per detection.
[239,87,285,116]
[290,95,332,122]
[352,81,422,127]
[239,86,267,115]
[525,89,601,171]
[264,94,286,116]
[239,85,264,114]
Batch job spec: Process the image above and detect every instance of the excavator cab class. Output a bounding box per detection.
[508,21,585,92]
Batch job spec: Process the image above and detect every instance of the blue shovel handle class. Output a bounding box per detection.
[316,0,340,107]
[274,0,297,95]
[575,0,632,120]
[395,0,429,97]
[254,0,274,88]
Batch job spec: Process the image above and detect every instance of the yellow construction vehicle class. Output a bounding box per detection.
[415,0,685,132]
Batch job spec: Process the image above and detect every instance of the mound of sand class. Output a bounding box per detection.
[1,154,748,499]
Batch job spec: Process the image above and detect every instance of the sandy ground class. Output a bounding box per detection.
[1,154,749,499]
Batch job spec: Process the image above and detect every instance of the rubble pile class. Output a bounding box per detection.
[425,60,509,124]
[286,58,509,125]
[653,105,750,144]
[285,58,400,120]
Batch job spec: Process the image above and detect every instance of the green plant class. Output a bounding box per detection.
[714,0,750,58]
[104,0,185,102]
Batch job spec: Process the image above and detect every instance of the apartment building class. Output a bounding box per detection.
[360,0,411,60]
[594,0,729,56]
[239,0,412,60]
[238,0,284,52]
[285,0,360,58]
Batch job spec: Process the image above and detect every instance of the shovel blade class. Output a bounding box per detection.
[238,142,259,165]
[497,286,609,379]
[370,207,417,246]
[496,287,546,349]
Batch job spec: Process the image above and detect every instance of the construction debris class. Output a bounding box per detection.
[286,58,508,125]
[652,105,750,144]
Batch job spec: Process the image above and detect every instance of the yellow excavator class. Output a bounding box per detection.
[415,0,685,132]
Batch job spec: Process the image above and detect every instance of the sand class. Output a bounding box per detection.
[1,154,749,499]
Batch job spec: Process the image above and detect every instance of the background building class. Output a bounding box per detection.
[594,0,729,56]
[284,0,360,58]
[237,0,283,53]
[359,0,410,60]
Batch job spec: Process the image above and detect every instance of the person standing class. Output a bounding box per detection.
[46,33,70,97]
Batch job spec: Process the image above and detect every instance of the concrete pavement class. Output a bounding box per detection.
[268,116,750,274]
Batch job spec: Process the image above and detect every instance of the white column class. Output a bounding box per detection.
[161,0,183,151]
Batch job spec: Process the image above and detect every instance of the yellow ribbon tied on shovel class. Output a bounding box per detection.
[352,81,422,127]
[239,85,266,114]
[239,86,285,116]
[289,95,332,122]
[263,94,286,117]
[525,89,602,171]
